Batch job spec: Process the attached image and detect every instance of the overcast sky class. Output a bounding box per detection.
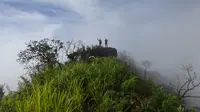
[1,0,200,106]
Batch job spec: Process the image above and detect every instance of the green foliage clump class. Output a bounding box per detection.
[0,57,183,112]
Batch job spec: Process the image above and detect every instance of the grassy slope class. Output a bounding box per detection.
[0,57,185,112]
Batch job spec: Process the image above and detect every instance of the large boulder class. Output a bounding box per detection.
[67,46,118,62]
[89,46,118,57]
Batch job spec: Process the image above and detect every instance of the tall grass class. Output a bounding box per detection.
[0,57,186,112]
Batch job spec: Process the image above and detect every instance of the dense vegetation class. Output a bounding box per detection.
[0,57,185,112]
[0,38,197,112]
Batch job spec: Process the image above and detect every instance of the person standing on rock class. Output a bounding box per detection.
[97,38,102,46]
[105,38,108,47]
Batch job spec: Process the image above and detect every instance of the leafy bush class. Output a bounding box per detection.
[0,57,184,112]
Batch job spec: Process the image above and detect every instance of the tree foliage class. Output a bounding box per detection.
[0,85,4,101]
[17,38,84,75]
[17,38,64,73]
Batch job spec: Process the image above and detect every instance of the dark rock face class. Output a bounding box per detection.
[67,46,118,62]
[89,47,118,58]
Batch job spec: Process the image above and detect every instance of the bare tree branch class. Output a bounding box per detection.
[171,64,200,99]
[141,60,151,79]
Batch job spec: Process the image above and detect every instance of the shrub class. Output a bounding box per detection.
[0,57,183,112]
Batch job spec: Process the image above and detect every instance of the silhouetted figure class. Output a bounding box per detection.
[105,38,108,47]
[97,38,102,46]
